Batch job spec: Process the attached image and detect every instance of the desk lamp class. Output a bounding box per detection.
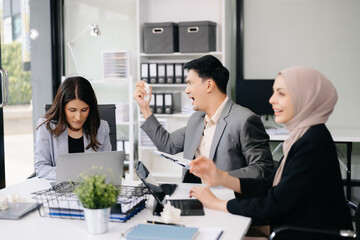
[67,24,101,75]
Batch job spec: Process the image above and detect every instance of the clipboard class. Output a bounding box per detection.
[152,150,191,169]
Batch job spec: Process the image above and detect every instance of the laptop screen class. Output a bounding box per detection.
[136,161,205,216]
[56,151,125,185]
[135,161,166,205]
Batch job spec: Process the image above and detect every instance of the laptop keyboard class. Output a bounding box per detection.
[168,199,204,216]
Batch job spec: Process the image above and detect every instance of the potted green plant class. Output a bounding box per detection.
[74,166,119,234]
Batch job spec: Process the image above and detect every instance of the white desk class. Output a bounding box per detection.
[0,178,251,240]
[267,128,360,200]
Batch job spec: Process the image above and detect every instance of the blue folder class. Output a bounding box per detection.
[126,223,199,240]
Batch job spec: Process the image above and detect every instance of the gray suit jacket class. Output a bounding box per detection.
[34,118,112,180]
[141,99,274,181]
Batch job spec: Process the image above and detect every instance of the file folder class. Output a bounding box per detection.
[183,68,189,82]
[175,63,183,84]
[126,224,199,240]
[149,93,155,113]
[157,63,166,84]
[164,93,173,114]
[166,63,174,84]
[155,93,164,114]
[149,63,157,84]
[141,63,149,83]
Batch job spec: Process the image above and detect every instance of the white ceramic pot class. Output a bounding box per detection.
[83,207,110,234]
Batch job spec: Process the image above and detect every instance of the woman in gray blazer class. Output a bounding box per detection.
[34,76,111,180]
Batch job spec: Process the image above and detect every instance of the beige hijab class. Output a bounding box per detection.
[273,66,338,186]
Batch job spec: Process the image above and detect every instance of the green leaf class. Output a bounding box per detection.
[73,166,119,209]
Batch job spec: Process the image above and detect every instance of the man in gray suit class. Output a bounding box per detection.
[134,55,273,183]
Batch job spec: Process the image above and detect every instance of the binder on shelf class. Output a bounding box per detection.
[164,93,173,114]
[149,63,157,84]
[149,93,156,113]
[141,63,149,83]
[172,91,182,114]
[155,93,164,114]
[183,68,189,81]
[175,63,183,84]
[166,63,174,84]
[157,63,166,84]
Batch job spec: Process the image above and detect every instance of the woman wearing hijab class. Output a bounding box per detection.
[189,66,352,239]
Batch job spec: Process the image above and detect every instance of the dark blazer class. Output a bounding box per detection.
[141,98,274,181]
[227,124,352,239]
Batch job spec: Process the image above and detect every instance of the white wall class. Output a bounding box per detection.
[243,0,360,130]
[243,0,360,201]
[63,0,138,81]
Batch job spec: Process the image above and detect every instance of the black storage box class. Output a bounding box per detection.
[178,21,216,53]
[143,22,179,53]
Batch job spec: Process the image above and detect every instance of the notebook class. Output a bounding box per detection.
[0,202,39,220]
[126,223,199,240]
[135,161,204,216]
[56,151,125,185]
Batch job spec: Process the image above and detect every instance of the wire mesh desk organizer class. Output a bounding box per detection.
[32,181,149,222]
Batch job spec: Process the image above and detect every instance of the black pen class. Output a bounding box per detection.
[145,220,185,227]
[160,154,189,169]
[161,154,176,163]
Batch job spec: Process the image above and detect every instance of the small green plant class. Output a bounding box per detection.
[74,166,119,209]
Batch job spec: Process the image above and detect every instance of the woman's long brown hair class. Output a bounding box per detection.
[37,76,101,151]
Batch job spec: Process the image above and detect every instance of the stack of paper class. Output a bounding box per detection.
[48,195,147,222]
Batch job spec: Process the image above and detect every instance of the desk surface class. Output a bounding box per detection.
[267,128,360,142]
[0,178,251,240]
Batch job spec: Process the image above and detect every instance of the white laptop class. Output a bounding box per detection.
[56,151,125,185]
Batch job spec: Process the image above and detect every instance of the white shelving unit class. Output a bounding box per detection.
[136,0,234,182]
[91,77,137,180]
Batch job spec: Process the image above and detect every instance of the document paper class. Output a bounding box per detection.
[152,150,192,169]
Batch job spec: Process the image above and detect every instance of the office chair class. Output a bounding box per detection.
[28,104,117,179]
[97,104,117,151]
[268,201,360,239]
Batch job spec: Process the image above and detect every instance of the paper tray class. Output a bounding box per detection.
[32,181,149,222]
